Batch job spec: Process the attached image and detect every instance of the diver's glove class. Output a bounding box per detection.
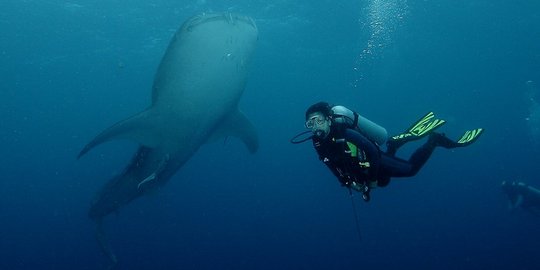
[350,181,371,202]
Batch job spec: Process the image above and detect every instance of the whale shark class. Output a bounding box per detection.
[78,12,259,266]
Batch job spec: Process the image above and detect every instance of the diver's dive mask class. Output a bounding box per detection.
[305,114,331,139]
[305,115,327,129]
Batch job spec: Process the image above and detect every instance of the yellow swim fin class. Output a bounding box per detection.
[456,128,484,146]
[391,112,446,141]
[407,112,446,137]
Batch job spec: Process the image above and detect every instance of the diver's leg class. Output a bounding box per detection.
[407,137,438,175]
[406,130,482,174]
[379,154,415,178]
[427,129,483,149]
[383,131,478,178]
[406,132,463,175]
[387,133,445,177]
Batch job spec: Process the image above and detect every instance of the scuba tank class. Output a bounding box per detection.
[331,105,388,146]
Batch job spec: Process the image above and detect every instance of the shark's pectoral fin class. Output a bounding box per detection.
[209,109,259,153]
[137,154,170,189]
[137,173,157,189]
[78,109,161,159]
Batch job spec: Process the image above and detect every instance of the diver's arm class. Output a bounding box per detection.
[344,129,380,177]
[344,129,380,166]
[525,185,540,198]
[516,182,540,204]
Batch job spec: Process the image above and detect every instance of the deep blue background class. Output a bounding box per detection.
[1,0,539,269]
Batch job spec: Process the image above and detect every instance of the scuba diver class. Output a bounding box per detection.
[291,102,483,202]
[501,180,540,217]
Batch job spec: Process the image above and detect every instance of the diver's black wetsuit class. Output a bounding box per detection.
[313,127,438,188]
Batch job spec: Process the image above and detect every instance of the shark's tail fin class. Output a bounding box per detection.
[95,218,118,269]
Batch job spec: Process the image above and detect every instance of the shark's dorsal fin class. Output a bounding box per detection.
[78,109,160,159]
[209,109,258,153]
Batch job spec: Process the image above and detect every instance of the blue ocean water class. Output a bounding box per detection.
[1,0,539,269]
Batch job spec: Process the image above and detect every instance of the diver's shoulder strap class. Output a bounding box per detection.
[352,112,359,129]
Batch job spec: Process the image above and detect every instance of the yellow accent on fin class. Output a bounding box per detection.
[457,128,483,144]
[392,112,446,141]
[408,112,446,137]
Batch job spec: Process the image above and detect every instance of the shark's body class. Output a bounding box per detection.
[78,13,258,265]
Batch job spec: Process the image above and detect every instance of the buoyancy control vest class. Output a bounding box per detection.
[314,105,388,186]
